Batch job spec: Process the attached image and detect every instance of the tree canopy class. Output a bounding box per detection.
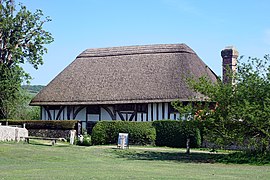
[185,55,270,153]
[0,0,53,119]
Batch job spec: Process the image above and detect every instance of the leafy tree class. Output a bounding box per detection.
[0,0,53,119]
[7,89,40,120]
[171,101,204,154]
[186,55,270,153]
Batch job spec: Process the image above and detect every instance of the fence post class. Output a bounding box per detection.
[15,128,19,142]
[70,130,76,145]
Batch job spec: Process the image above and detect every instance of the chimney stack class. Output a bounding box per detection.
[221,46,239,84]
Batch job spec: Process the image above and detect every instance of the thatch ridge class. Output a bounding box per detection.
[77,43,195,58]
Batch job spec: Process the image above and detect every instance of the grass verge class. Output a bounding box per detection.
[0,142,269,179]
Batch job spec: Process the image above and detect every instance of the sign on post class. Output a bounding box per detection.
[117,133,128,149]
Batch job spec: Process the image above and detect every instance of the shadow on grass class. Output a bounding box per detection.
[111,149,270,165]
[27,140,71,147]
[111,149,223,163]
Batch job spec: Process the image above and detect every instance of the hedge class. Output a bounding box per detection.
[91,121,156,145]
[152,120,201,148]
[0,120,78,130]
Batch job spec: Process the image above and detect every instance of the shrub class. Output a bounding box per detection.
[91,121,156,145]
[0,120,78,130]
[76,134,92,146]
[91,122,107,145]
[153,120,201,148]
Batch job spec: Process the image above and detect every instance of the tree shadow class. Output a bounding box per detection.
[112,149,226,163]
[26,140,70,147]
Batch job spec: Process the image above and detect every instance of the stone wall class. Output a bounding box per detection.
[0,125,28,142]
[29,129,72,139]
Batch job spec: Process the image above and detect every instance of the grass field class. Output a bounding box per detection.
[0,141,270,180]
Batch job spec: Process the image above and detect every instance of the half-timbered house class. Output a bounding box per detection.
[30,43,218,130]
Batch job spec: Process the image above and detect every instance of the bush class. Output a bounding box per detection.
[76,134,92,146]
[153,120,201,148]
[0,120,78,130]
[91,121,156,145]
[216,151,270,165]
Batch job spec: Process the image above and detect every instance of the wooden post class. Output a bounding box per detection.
[70,130,76,145]
[15,128,19,142]
[186,138,190,155]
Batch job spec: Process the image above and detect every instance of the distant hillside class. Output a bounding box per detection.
[22,85,45,94]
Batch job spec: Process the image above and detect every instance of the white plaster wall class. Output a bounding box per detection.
[158,103,163,120]
[101,107,113,120]
[169,113,174,120]
[116,113,121,120]
[127,114,132,120]
[137,113,142,122]
[61,107,66,120]
[148,104,152,121]
[176,113,180,120]
[164,103,169,119]
[169,113,180,120]
[87,114,99,121]
[41,107,46,120]
[142,113,147,121]
[75,107,86,121]
[152,103,157,120]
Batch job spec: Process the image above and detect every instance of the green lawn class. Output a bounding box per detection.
[0,142,269,180]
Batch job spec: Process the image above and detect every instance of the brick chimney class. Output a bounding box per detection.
[221,46,239,84]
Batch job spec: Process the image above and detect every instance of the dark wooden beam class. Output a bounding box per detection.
[56,106,65,120]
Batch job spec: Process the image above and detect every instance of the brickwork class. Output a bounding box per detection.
[221,46,239,84]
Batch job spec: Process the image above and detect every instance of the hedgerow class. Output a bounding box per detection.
[0,120,78,130]
[91,121,156,145]
[152,120,201,148]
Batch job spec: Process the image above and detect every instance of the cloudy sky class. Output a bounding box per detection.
[19,0,270,85]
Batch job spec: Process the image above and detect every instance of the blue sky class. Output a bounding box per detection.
[20,0,270,85]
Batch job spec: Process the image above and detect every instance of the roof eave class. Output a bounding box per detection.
[30,97,210,106]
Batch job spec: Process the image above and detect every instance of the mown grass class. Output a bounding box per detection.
[0,142,270,180]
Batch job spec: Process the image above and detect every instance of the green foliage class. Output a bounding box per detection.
[0,0,53,119]
[216,151,270,165]
[152,120,201,148]
[188,55,270,153]
[22,85,44,94]
[76,134,92,146]
[0,64,24,119]
[2,88,40,120]
[0,0,54,69]
[91,121,156,145]
[0,120,78,129]
[91,122,107,145]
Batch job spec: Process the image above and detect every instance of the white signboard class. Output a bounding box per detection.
[117,133,128,149]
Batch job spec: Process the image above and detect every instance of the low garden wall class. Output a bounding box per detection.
[0,120,79,139]
[0,125,28,142]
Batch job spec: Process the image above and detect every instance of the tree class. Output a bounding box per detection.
[0,0,53,119]
[186,55,270,153]
[171,101,203,154]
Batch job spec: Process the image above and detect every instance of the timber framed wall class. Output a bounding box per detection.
[41,102,182,129]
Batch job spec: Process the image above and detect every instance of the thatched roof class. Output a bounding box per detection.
[30,44,217,106]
